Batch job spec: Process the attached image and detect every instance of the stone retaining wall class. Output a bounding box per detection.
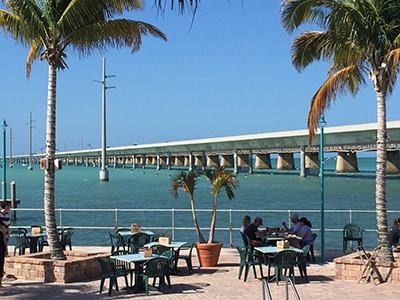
[334,251,400,284]
[5,251,109,283]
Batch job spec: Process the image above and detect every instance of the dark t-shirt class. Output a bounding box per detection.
[244,223,260,240]
[388,226,400,246]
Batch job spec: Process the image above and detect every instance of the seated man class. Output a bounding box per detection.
[282,213,301,235]
[388,218,400,251]
[244,217,265,246]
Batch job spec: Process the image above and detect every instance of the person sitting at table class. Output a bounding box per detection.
[297,217,314,247]
[281,213,301,235]
[388,218,400,251]
[244,217,265,246]
[240,216,251,236]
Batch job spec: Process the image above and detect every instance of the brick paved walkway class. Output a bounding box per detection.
[1,247,399,299]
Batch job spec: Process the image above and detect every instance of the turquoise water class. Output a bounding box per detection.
[4,158,400,249]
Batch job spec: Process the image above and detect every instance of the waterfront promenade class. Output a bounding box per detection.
[1,246,399,299]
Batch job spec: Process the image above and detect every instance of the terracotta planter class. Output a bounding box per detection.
[195,242,223,267]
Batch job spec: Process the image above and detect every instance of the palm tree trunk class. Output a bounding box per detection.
[190,197,206,243]
[375,89,393,262]
[44,64,65,260]
[207,197,217,243]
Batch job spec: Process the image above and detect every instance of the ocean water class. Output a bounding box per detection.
[4,157,400,249]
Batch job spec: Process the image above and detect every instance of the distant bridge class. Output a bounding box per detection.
[11,120,400,176]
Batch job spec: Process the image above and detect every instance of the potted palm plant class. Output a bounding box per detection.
[170,166,238,267]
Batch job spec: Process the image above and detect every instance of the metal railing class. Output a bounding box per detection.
[9,208,398,249]
[262,278,273,300]
[285,278,301,300]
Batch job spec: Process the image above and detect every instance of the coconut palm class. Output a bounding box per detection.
[281,0,400,262]
[0,0,166,259]
[170,170,206,243]
[203,167,238,244]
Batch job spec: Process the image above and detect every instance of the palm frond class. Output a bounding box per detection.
[385,48,400,94]
[26,38,43,78]
[5,0,50,41]
[203,167,238,200]
[68,19,166,56]
[281,0,329,34]
[169,170,198,199]
[307,64,366,143]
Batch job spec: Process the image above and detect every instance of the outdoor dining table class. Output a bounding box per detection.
[110,253,160,293]
[144,241,187,274]
[26,231,47,253]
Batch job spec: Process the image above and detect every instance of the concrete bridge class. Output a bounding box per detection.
[11,120,400,176]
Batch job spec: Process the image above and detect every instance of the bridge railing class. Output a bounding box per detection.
[9,208,397,250]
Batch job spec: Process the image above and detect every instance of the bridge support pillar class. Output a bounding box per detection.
[188,152,194,171]
[114,155,117,168]
[300,147,305,177]
[276,153,295,170]
[233,150,238,174]
[168,153,171,170]
[221,155,234,168]
[249,150,253,174]
[201,151,206,171]
[142,154,146,169]
[387,151,400,174]
[122,155,125,168]
[207,155,220,168]
[132,154,136,169]
[336,152,359,173]
[255,154,271,169]
[157,154,161,170]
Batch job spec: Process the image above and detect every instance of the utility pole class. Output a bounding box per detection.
[26,112,36,170]
[94,57,116,182]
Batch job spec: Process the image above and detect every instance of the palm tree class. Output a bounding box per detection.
[203,167,238,244]
[0,0,166,259]
[170,170,206,243]
[281,0,400,262]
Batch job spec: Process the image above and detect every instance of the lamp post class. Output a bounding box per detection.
[2,119,8,201]
[319,116,327,262]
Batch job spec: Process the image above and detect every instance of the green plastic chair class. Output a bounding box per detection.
[109,231,125,253]
[10,230,30,255]
[97,257,129,296]
[293,245,310,281]
[129,232,151,251]
[111,250,136,286]
[116,228,132,250]
[343,223,362,252]
[60,228,74,250]
[236,246,264,282]
[178,242,195,274]
[150,244,170,255]
[161,250,173,288]
[268,250,298,285]
[139,257,170,295]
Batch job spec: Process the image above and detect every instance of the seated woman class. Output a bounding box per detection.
[240,216,251,236]
[297,217,313,247]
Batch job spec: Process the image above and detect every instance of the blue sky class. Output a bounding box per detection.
[1,1,399,155]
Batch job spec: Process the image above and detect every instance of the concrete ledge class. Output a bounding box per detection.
[4,251,109,283]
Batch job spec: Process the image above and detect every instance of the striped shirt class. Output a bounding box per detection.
[0,211,10,227]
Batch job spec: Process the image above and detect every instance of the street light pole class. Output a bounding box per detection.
[319,116,327,262]
[2,119,8,201]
